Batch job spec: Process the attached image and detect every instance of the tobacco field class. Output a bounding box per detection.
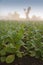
[0,21,43,63]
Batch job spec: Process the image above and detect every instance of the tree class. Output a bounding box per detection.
[24,7,31,19]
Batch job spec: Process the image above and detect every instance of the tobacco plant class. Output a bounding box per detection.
[0,21,43,63]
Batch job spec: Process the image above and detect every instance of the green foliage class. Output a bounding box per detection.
[1,57,6,62]
[0,21,43,63]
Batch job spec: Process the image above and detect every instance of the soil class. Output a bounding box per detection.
[0,55,43,65]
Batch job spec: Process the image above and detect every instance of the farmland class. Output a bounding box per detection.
[0,20,43,64]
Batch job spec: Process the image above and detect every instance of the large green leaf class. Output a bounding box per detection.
[6,55,15,63]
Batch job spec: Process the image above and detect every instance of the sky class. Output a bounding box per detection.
[0,0,43,18]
